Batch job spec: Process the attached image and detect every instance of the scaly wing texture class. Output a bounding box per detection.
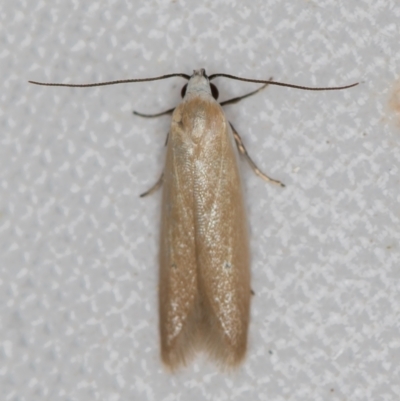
[192,100,251,367]
[159,95,250,370]
[159,105,197,369]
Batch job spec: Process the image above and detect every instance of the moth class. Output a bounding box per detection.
[29,69,358,370]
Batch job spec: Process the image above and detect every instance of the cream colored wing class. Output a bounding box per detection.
[158,102,198,370]
[193,103,251,367]
[159,94,250,369]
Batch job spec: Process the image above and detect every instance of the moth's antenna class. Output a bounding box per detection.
[209,73,359,91]
[28,73,191,88]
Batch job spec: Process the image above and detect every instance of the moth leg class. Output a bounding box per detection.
[139,132,168,198]
[219,84,267,107]
[230,123,285,187]
[140,172,164,197]
[133,106,175,118]
[220,77,272,107]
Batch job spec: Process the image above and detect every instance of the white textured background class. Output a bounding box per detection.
[1,1,400,400]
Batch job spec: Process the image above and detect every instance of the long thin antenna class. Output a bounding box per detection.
[208,73,359,91]
[28,73,190,88]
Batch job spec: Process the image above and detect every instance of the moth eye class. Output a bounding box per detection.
[181,84,188,98]
[210,83,219,100]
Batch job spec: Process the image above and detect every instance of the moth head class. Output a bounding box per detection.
[181,68,219,100]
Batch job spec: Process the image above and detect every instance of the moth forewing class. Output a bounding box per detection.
[159,70,251,370]
[195,118,250,367]
[159,97,198,369]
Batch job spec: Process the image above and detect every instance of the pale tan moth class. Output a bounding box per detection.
[29,69,358,370]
